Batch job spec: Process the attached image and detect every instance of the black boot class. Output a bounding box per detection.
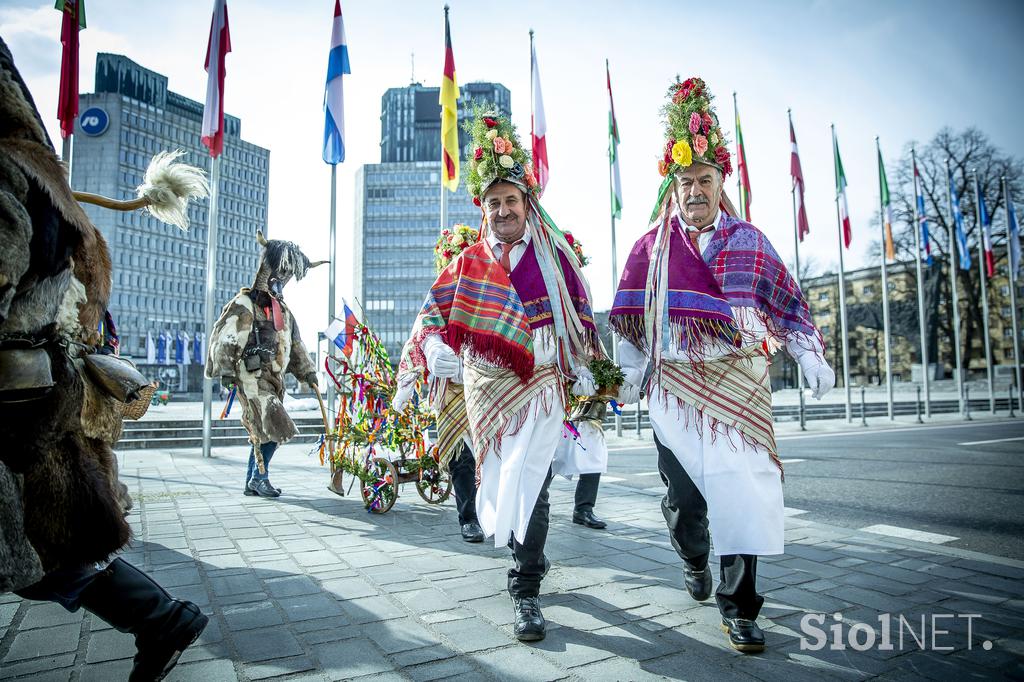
[684,563,713,601]
[511,595,546,641]
[721,617,766,653]
[78,559,208,681]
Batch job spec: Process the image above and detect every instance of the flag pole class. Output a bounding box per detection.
[1002,177,1022,409]
[971,172,995,413]
[832,124,852,422]
[327,164,337,419]
[876,137,894,420]
[201,155,221,459]
[944,159,966,417]
[788,110,806,427]
[911,148,931,417]
[607,58,622,437]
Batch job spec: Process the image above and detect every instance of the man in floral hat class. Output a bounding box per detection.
[611,78,835,653]
[395,110,604,642]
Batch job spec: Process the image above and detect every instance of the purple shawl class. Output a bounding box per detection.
[610,214,820,353]
[511,240,598,341]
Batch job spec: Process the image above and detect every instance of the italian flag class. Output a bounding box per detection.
[833,130,852,248]
[877,147,895,260]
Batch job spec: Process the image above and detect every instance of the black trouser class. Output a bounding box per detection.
[573,473,601,515]
[448,443,478,525]
[508,468,554,597]
[654,432,764,620]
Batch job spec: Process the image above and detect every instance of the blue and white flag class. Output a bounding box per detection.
[322,0,350,165]
[948,168,971,271]
[1010,194,1022,284]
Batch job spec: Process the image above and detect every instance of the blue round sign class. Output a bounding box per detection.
[79,107,109,136]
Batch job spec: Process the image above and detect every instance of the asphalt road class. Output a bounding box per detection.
[601,419,1024,561]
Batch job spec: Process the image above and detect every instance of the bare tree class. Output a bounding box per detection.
[872,128,1024,371]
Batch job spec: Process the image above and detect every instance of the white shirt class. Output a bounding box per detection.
[486,223,532,272]
[681,209,722,255]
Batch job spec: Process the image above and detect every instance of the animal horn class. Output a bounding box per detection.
[307,260,329,269]
[256,230,268,247]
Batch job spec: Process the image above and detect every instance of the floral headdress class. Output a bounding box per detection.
[657,77,732,179]
[434,223,480,273]
[464,107,539,205]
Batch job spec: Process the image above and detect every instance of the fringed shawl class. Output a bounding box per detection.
[398,220,599,383]
[610,211,821,356]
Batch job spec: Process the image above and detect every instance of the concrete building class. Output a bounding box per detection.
[70,53,269,366]
[355,82,511,362]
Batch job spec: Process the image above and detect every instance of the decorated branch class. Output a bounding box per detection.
[435,223,480,271]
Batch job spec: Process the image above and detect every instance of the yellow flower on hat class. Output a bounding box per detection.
[671,140,693,167]
[486,129,498,141]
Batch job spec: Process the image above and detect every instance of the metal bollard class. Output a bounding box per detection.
[1011,383,1017,419]
[635,401,642,437]
[965,386,972,421]
[916,385,923,424]
[860,386,867,427]
[798,387,806,431]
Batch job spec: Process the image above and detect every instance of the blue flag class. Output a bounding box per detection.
[1010,195,1022,283]
[914,162,933,266]
[948,169,971,271]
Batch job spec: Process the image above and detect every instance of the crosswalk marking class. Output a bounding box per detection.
[860,524,958,544]
[780,458,806,464]
[958,436,1024,446]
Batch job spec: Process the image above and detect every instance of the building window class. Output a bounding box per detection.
[819,292,829,302]
[862,285,874,296]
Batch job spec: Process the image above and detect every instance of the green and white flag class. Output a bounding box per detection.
[607,60,622,219]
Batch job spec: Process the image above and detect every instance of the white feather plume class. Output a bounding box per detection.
[136,150,210,231]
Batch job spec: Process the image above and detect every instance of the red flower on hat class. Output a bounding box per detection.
[702,113,714,134]
[564,232,576,246]
[484,117,498,128]
[474,147,483,160]
[714,145,730,166]
[473,196,481,207]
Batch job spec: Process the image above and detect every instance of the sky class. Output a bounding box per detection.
[4,0,1024,349]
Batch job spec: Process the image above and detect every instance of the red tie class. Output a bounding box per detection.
[687,225,715,252]
[499,240,524,274]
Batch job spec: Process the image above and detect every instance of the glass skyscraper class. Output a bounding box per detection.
[355,81,511,362]
[70,53,269,361]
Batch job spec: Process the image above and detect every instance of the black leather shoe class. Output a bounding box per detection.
[684,563,713,602]
[248,479,280,498]
[572,510,607,529]
[721,617,765,653]
[461,521,484,543]
[511,595,546,641]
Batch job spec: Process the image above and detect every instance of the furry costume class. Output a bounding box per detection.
[0,37,129,583]
[205,234,323,447]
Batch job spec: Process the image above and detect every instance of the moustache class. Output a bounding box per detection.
[686,197,709,206]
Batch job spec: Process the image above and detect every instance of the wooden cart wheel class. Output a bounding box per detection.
[360,457,398,513]
[415,457,453,504]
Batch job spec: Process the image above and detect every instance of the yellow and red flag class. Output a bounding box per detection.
[439,7,459,191]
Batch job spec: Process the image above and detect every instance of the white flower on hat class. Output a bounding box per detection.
[498,155,514,169]
[486,129,498,141]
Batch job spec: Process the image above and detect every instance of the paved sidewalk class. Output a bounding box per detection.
[2,439,1022,681]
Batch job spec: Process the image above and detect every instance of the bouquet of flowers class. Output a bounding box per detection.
[434,223,479,273]
[563,231,589,267]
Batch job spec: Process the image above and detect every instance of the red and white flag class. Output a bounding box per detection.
[789,117,810,241]
[56,0,85,140]
[201,0,231,158]
[530,37,549,194]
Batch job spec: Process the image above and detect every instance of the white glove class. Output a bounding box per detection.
[423,335,460,379]
[390,373,418,412]
[616,382,641,406]
[616,339,648,388]
[801,356,835,400]
[571,366,596,397]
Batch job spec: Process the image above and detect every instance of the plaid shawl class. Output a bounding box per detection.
[399,235,599,382]
[611,213,820,354]
[610,215,739,356]
[435,383,470,468]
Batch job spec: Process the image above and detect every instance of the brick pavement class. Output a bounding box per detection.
[1,442,1022,681]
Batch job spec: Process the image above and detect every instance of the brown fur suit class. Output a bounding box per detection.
[205,237,321,447]
[0,37,130,587]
